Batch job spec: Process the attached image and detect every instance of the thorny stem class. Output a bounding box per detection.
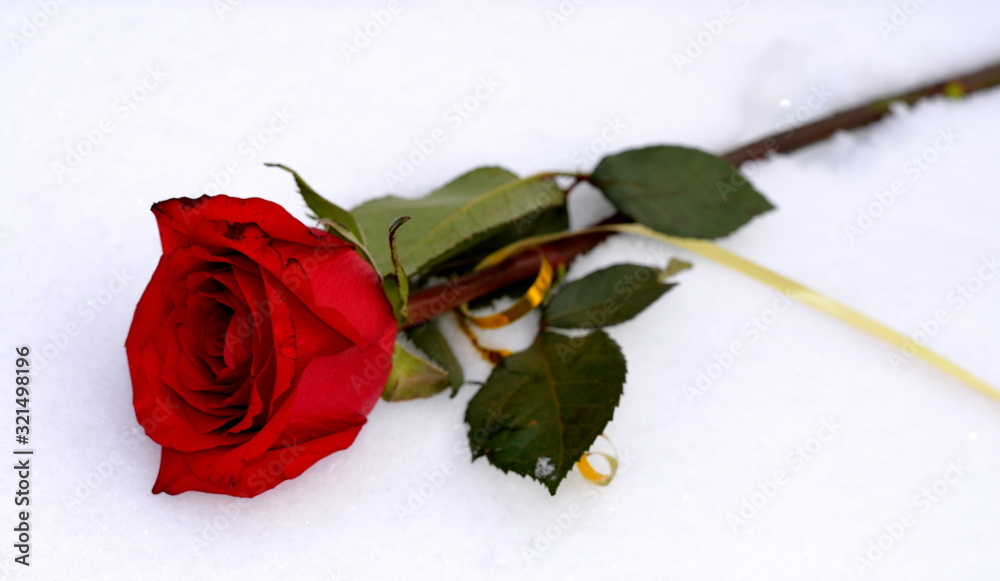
[404,60,1000,328]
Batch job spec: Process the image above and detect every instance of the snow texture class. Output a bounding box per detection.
[2,1,1000,579]
[534,458,555,480]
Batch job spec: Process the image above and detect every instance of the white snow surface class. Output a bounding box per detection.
[2,1,1000,579]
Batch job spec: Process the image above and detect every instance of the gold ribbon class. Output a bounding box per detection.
[455,314,511,364]
[576,435,619,486]
[460,248,554,329]
[456,248,553,363]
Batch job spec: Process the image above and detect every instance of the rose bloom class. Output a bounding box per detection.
[125,195,396,497]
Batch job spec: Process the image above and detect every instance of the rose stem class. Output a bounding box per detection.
[722,60,1000,166]
[404,60,1000,328]
[406,230,614,326]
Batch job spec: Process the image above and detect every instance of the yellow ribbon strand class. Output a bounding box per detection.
[474,223,1000,403]
[455,314,511,364]
[576,435,619,486]
[460,248,554,329]
[613,223,1000,403]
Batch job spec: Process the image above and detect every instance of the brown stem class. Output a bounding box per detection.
[722,61,1000,166]
[405,60,1000,328]
[406,230,614,326]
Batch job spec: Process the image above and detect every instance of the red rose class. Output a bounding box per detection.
[125,195,397,497]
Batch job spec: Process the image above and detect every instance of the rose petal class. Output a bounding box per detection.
[152,417,364,497]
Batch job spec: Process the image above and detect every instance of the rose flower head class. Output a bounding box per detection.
[125,195,396,497]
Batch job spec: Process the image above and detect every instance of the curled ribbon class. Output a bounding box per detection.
[460,248,554,329]
[457,248,554,363]
[456,314,511,364]
[576,435,619,486]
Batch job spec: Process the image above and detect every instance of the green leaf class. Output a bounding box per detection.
[381,216,411,326]
[468,205,570,260]
[265,163,367,245]
[543,263,676,329]
[407,320,465,395]
[661,257,693,280]
[351,167,564,276]
[428,204,570,278]
[382,342,450,401]
[465,330,626,495]
[590,146,774,239]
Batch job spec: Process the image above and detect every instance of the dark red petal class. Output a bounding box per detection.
[152,419,364,497]
[151,196,331,255]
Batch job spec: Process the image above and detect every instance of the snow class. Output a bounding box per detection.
[535,458,555,480]
[2,1,1000,579]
